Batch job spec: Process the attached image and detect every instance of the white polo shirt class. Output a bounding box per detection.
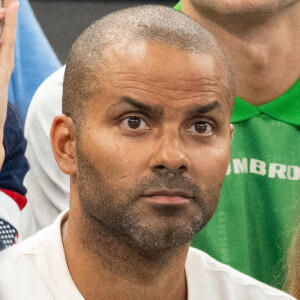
[0,212,296,300]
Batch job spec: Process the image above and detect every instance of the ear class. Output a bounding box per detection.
[50,115,77,175]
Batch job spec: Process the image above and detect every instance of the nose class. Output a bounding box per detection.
[150,133,191,175]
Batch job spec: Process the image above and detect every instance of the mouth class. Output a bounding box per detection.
[141,190,193,205]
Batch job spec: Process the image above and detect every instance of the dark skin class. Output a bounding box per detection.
[182,0,300,105]
[51,42,234,300]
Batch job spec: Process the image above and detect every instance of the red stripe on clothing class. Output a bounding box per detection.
[0,189,27,210]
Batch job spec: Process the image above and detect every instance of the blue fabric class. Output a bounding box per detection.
[8,0,61,124]
[0,103,29,195]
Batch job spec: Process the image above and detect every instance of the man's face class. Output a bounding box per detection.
[187,0,300,16]
[75,42,233,253]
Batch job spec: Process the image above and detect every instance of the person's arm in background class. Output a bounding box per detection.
[0,0,27,251]
[10,0,61,240]
[0,0,18,170]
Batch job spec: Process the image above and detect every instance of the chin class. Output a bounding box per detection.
[129,215,206,253]
[190,0,298,15]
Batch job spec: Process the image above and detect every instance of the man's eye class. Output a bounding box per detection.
[121,116,149,130]
[188,122,213,136]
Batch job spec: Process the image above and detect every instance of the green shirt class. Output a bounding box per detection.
[175,2,300,288]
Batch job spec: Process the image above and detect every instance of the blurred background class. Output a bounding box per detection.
[29,0,177,63]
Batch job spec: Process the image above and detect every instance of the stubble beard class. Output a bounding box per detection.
[76,146,222,262]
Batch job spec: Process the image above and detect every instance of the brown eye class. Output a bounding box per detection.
[121,116,149,130]
[188,121,213,136]
[128,117,141,129]
[195,123,208,133]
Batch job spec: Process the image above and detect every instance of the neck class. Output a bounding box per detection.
[182,0,300,105]
[62,205,188,300]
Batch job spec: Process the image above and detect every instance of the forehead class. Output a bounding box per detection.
[104,41,227,83]
[89,41,231,112]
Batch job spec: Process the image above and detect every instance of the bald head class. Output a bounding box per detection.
[63,5,234,126]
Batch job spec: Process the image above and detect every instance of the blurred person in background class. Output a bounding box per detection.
[8,0,60,124]
[0,102,29,250]
[0,0,27,251]
[1,0,60,250]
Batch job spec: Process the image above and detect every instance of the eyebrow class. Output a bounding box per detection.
[107,97,221,121]
[110,96,164,119]
[184,101,221,117]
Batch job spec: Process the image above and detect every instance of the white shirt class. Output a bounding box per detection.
[0,213,295,300]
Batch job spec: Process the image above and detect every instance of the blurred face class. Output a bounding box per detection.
[75,42,233,253]
[187,0,300,15]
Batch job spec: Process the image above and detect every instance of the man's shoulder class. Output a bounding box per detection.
[186,247,295,300]
[29,65,65,109]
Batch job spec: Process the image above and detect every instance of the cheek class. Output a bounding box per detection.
[79,129,151,183]
[190,141,231,185]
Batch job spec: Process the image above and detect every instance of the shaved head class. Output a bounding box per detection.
[62,5,234,127]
